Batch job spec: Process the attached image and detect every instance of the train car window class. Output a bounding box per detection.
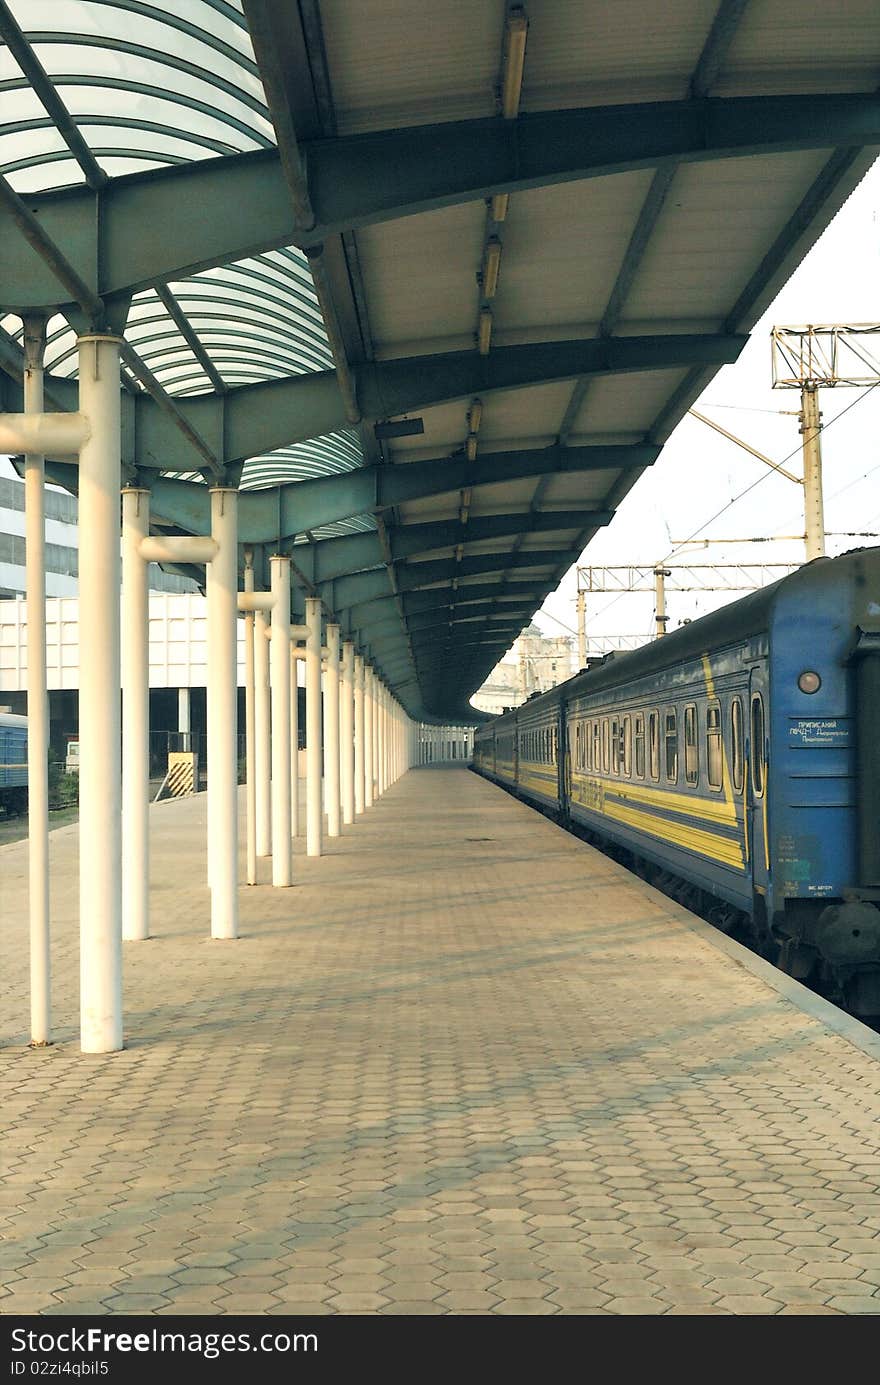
[552,727,558,762]
[622,715,632,777]
[649,710,660,780]
[706,702,722,790]
[611,718,620,774]
[731,698,744,792]
[751,694,765,797]
[575,722,581,770]
[665,708,678,783]
[592,720,600,770]
[684,704,698,785]
[634,713,645,779]
[602,718,609,772]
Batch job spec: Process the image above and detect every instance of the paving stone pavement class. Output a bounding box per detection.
[2,766,880,1316]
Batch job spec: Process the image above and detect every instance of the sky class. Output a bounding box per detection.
[523,156,880,659]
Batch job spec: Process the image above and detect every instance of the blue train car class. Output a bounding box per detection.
[473,548,880,1017]
[0,712,28,814]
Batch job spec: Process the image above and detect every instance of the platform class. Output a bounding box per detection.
[2,767,880,1316]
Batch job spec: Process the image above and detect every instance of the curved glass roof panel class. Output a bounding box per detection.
[240,432,363,490]
[0,0,364,487]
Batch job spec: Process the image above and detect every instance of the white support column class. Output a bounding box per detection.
[121,487,150,941]
[388,697,394,785]
[341,641,355,825]
[306,596,323,857]
[23,316,50,1046]
[178,687,191,740]
[374,673,382,803]
[254,606,271,856]
[354,654,365,815]
[394,702,399,780]
[324,623,341,838]
[290,641,300,838]
[77,334,123,1053]
[270,555,292,887]
[208,487,239,939]
[364,667,374,809]
[376,684,384,796]
[243,560,257,886]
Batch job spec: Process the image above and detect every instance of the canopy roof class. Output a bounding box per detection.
[1,0,877,719]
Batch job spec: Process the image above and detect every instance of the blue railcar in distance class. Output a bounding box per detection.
[0,712,28,815]
[473,547,880,1018]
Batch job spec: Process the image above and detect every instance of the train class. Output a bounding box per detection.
[0,711,28,815]
[473,547,880,1018]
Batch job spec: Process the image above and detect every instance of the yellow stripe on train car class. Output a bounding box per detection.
[570,768,739,828]
[570,773,745,870]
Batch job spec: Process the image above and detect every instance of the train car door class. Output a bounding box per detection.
[513,713,519,790]
[747,666,771,896]
[558,698,570,816]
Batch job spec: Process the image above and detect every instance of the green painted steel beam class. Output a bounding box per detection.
[406,606,537,635]
[297,509,613,583]
[146,441,655,537]
[148,343,725,471]
[403,581,546,612]
[343,580,546,626]
[3,94,877,310]
[325,549,561,611]
[396,551,563,593]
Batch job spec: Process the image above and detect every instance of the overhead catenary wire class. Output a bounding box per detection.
[662,378,880,564]
[559,379,880,636]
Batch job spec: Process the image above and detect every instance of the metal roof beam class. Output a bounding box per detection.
[324,549,559,610]
[397,551,563,592]
[296,508,613,581]
[148,442,653,543]
[341,580,546,628]
[408,580,544,608]
[7,336,731,480]
[177,339,732,468]
[3,94,878,309]
[3,341,722,474]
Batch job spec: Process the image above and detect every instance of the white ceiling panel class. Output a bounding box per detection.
[572,368,690,434]
[520,0,713,109]
[538,470,627,506]
[479,381,577,441]
[320,0,503,134]
[621,151,834,322]
[721,0,880,94]
[489,172,656,330]
[357,204,486,351]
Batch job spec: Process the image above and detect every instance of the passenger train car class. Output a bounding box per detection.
[0,711,28,815]
[473,548,880,1017]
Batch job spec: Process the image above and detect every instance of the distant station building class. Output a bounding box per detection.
[471,623,575,714]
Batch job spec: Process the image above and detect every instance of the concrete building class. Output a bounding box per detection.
[471,623,576,714]
[0,463,199,601]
